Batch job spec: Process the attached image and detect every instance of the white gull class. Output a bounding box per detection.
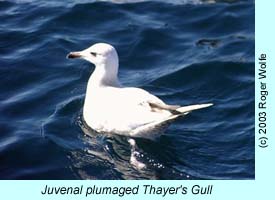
[67,43,213,139]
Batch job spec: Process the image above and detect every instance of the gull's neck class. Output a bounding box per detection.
[88,63,120,88]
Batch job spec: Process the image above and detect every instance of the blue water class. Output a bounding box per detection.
[0,0,254,179]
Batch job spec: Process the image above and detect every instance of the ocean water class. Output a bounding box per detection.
[0,0,254,179]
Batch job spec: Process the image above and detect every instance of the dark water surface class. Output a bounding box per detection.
[0,0,254,179]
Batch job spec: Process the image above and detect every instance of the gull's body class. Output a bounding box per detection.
[68,43,212,139]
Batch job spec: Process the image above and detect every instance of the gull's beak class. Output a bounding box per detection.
[67,51,82,59]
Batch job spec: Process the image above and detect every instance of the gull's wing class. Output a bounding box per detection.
[121,87,213,116]
[148,102,182,115]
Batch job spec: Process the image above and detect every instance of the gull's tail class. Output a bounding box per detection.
[175,103,213,114]
[130,103,213,139]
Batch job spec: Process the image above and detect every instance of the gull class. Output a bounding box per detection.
[67,43,213,139]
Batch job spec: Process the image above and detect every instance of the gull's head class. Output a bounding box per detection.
[67,43,118,69]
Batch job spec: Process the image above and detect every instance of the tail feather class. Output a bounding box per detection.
[176,103,213,114]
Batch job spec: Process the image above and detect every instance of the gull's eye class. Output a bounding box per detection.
[90,52,97,57]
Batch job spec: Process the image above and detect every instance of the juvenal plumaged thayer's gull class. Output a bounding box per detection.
[67,43,213,139]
